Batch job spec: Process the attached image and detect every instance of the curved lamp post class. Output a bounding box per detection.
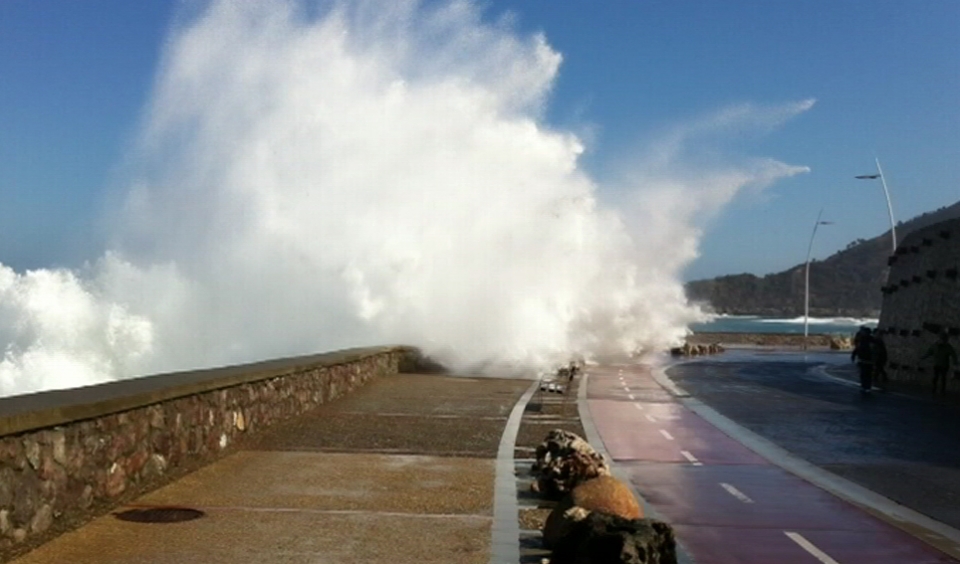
[855,158,897,253]
[804,209,834,348]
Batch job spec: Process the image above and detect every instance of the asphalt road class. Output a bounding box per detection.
[666,350,960,531]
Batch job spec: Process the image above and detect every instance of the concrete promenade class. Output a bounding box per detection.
[11,356,960,563]
[9,372,533,564]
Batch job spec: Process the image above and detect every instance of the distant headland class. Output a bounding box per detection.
[685,200,960,318]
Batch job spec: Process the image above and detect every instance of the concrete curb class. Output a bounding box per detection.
[655,362,960,561]
[490,380,539,564]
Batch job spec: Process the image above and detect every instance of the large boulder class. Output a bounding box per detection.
[670,341,724,356]
[531,430,610,498]
[569,475,642,519]
[829,336,853,350]
[543,475,642,548]
[547,511,677,564]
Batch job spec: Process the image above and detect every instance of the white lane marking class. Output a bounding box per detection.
[784,532,840,564]
[659,429,674,441]
[719,482,754,503]
[680,450,703,466]
[633,403,644,411]
[623,386,631,392]
[645,414,657,422]
[653,365,960,553]
[627,394,635,400]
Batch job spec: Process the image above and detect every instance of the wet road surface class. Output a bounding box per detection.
[583,360,959,563]
[667,350,960,531]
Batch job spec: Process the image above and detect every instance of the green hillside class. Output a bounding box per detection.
[685,200,960,317]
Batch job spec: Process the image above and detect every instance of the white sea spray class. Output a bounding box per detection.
[0,0,812,396]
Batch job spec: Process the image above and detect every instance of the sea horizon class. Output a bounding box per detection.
[690,314,878,335]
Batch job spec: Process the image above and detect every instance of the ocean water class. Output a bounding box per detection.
[690,315,878,335]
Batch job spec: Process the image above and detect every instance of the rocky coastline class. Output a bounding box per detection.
[685,331,854,350]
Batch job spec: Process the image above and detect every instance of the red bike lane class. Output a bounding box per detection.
[583,364,958,564]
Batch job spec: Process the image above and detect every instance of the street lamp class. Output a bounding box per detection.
[804,209,833,347]
[855,158,897,253]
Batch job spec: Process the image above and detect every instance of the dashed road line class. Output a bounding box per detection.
[659,429,675,441]
[627,393,635,400]
[784,531,840,564]
[720,482,754,503]
[633,403,644,411]
[680,450,703,466]
[645,414,657,422]
[623,386,631,392]
[656,363,960,561]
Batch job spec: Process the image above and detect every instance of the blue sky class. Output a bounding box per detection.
[2,0,958,280]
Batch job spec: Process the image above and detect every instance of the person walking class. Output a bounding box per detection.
[851,329,875,393]
[872,329,889,390]
[923,332,958,395]
[853,326,871,349]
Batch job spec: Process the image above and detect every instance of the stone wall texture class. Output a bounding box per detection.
[877,218,960,386]
[0,346,413,551]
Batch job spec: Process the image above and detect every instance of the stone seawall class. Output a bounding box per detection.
[878,218,960,387]
[0,346,414,553]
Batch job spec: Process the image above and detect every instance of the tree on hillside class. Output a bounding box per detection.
[685,199,960,316]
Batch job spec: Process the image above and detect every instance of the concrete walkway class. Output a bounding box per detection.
[23,357,955,564]
[582,363,960,564]
[10,373,531,564]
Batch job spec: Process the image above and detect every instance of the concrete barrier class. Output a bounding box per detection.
[0,346,415,552]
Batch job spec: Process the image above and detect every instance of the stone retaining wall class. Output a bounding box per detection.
[0,346,414,552]
[877,218,960,387]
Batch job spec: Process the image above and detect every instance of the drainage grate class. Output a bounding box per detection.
[114,507,205,523]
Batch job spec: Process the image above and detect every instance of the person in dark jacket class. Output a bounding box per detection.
[923,332,958,395]
[851,329,874,393]
[872,329,888,390]
[853,326,871,349]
